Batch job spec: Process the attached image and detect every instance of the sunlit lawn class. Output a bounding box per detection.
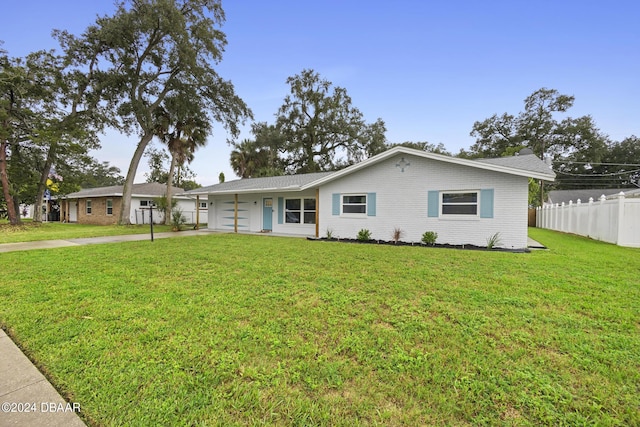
[1,229,638,426]
[0,221,172,244]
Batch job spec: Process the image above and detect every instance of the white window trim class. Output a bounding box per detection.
[284,197,316,225]
[106,199,113,216]
[440,190,479,218]
[86,199,92,215]
[341,193,367,217]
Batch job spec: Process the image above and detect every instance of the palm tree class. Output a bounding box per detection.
[229,139,282,178]
[229,139,253,178]
[153,104,210,224]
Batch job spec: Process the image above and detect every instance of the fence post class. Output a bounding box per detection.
[587,197,594,238]
[616,192,626,245]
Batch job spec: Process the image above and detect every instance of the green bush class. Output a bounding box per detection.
[171,208,187,231]
[486,232,502,249]
[421,231,438,245]
[357,228,372,241]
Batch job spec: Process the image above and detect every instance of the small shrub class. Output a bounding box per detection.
[357,228,372,241]
[486,232,502,249]
[391,227,404,244]
[325,228,334,239]
[171,208,187,231]
[422,231,438,245]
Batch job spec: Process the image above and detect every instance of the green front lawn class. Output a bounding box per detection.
[0,221,172,244]
[1,229,638,426]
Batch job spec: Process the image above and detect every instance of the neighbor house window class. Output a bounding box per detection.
[342,194,367,214]
[441,191,478,215]
[106,199,113,215]
[140,200,150,207]
[86,200,92,214]
[285,198,316,224]
[199,202,208,209]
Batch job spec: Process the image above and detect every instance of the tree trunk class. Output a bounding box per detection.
[165,153,177,225]
[0,139,20,225]
[13,195,21,219]
[119,132,154,225]
[33,143,56,223]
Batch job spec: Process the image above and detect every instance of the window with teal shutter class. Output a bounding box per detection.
[332,193,340,215]
[367,193,376,216]
[427,191,439,217]
[277,197,284,224]
[480,189,494,218]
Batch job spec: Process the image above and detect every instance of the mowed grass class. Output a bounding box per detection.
[1,229,638,426]
[0,221,172,244]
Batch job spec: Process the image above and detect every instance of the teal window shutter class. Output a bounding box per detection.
[428,191,439,217]
[480,189,494,218]
[277,197,284,224]
[367,193,376,216]
[332,193,340,215]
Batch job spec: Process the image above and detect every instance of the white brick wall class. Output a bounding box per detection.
[318,154,529,249]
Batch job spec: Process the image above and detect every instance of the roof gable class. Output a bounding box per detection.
[305,146,555,188]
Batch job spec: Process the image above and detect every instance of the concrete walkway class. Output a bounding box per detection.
[0,329,86,426]
[0,229,209,253]
[527,236,547,249]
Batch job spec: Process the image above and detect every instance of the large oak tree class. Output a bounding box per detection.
[466,88,608,162]
[275,69,386,174]
[60,0,251,224]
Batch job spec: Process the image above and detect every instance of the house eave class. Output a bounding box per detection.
[190,187,309,196]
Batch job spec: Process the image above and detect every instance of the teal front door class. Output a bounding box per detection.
[263,198,273,231]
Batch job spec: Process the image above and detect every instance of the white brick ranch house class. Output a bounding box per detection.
[186,146,555,249]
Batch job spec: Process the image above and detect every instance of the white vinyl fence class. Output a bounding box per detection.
[536,192,640,247]
[134,209,207,225]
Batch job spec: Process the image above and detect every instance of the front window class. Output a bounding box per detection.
[86,200,92,215]
[106,199,113,215]
[441,192,478,215]
[285,198,316,224]
[285,199,301,223]
[342,194,366,214]
[303,198,316,224]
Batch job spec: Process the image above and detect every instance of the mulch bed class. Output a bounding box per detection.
[307,237,529,252]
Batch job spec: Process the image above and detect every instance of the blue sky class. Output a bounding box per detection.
[3,0,639,184]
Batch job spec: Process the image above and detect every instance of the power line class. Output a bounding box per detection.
[551,161,640,167]
[555,169,640,177]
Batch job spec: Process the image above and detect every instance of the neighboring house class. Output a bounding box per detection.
[186,147,555,249]
[60,182,206,225]
[546,188,639,205]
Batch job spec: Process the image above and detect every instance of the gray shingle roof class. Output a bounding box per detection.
[64,182,185,199]
[475,154,555,177]
[187,172,334,195]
